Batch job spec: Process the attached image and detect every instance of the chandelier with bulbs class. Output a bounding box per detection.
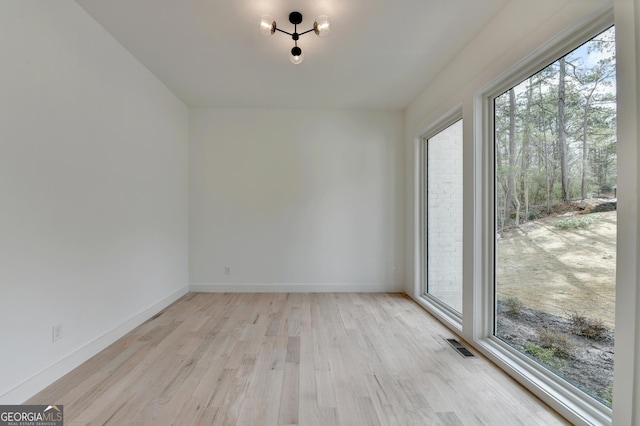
[259,12,331,64]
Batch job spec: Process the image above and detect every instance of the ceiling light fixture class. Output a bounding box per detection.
[259,11,331,64]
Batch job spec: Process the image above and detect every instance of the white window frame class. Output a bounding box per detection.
[472,10,615,426]
[416,108,464,332]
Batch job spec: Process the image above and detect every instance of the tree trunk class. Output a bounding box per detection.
[522,84,533,220]
[539,82,551,214]
[580,87,596,200]
[581,105,589,200]
[558,57,570,201]
[545,138,551,213]
[506,88,520,226]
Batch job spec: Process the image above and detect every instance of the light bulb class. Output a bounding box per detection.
[289,47,304,64]
[259,15,275,36]
[314,15,331,37]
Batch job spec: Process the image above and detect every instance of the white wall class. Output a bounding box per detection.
[0,1,189,403]
[404,0,639,424]
[189,108,404,292]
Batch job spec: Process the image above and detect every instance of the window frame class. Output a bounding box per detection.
[473,11,615,426]
[417,109,464,332]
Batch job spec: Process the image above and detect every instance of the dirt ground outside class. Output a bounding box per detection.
[497,210,616,329]
[495,209,616,402]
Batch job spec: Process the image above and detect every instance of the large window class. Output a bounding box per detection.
[424,119,463,313]
[494,26,616,407]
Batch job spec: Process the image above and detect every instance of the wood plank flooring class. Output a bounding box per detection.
[28,293,568,425]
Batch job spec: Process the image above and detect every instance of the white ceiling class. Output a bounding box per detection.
[75,0,509,109]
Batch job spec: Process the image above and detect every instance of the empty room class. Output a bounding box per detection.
[1,0,639,425]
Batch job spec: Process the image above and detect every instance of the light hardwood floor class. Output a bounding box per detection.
[29,293,568,425]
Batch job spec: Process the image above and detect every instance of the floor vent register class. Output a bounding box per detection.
[445,338,475,358]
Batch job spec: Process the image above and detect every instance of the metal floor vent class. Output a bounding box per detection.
[445,338,474,358]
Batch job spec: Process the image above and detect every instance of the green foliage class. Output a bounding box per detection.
[507,209,540,220]
[527,210,541,220]
[537,326,575,358]
[600,384,613,406]
[524,343,566,371]
[600,183,614,193]
[503,296,523,316]
[569,312,608,340]
[553,216,596,230]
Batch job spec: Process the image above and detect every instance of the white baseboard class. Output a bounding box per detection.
[189,282,404,293]
[0,285,189,405]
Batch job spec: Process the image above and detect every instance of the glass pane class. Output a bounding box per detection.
[426,119,463,313]
[494,27,616,406]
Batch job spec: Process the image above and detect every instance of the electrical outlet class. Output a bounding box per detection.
[392,266,397,274]
[224,266,231,275]
[52,324,63,342]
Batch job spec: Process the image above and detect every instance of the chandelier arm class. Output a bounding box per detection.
[298,28,315,36]
[274,28,292,36]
